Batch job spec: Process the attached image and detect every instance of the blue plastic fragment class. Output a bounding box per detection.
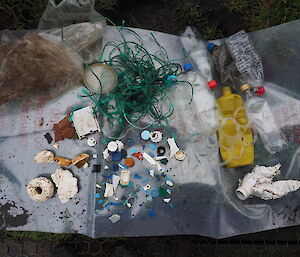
[183,63,193,72]
[110,202,122,206]
[148,152,155,158]
[110,151,122,162]
[141,179,149,183]
[128,181,134,188]
[142,145,146,150]
[150,188,159,198]
[139,204,143,207]
[167,75,177,82]
[102,174,112,179]
[130,148,137,154]
[166,175,172,181]
[97,199,103,204]
[112,164,119,171]
[169,203,174,208]
[148,208,155,217]
[103,200,110,207]
[95,193,101,198]
[207,42,216,52]
[134,174,143,179]
[149,144,156,151]
[146,195,153,201]
[119,164,128,169]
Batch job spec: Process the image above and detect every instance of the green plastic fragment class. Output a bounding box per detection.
[160,158,168,165]
[159,187,168,197]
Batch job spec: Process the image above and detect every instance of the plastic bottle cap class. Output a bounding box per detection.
[141,130,151,140]
[183,63,193,72]
[255,86,265,96]
[87,137,97,147]
[208,80,217,89]
[175,150,186,161]
[207,43,217,52]
[107,141,118,152]
[124,157,135,167]
[110,151,122,162]
[240,84,250,92]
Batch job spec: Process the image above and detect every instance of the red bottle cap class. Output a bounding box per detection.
[255,86,265,96]
[208,80,217,89]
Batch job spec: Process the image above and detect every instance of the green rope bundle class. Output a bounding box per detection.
[80,22,193,139]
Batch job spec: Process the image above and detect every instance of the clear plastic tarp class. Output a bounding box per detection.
[0,0,299,238]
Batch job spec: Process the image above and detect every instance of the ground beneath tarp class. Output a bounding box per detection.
[2,227,300,257]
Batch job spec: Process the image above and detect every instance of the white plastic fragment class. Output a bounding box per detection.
[167,137,180,158]
[142,152,156,165]
[156,156,168,161]
[87,137,97,147]
[96,184,101,189]
[104,165,109,170]
[166,189,171,194]
[120,170,130,185]
[236,164,300,200]
[93,154,98,159]
[107,141,118,152]
[51,168,78,204]
[102,148,112,161]
[112,175,120,191]
[163,198,171,203]
[104,183,114,197]
[150,131,163,143]
[143,184,151,191]
[72,106,100,139]
[156,161,163,172]
[149,169,155,177]
[116,140,124,151]
[109,214,120,223]
[83,162,89,168]
[34,150,54,163]
[166,180,173,187]
[52,143,59,149]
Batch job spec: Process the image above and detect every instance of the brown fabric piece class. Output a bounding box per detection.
[53,115,75,142]
[0,32,82,105]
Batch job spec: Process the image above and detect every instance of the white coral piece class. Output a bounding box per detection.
[34,150,54,163]
[51,168,78,204]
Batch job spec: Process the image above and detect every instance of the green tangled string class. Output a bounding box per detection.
[62,17,193,139]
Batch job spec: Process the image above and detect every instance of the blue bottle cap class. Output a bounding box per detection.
[207,43,217,52]
[110,151,122,162]
[141,130,151,140]
[183,63,193,72]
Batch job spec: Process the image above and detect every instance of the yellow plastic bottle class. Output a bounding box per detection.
[216,87,254,168]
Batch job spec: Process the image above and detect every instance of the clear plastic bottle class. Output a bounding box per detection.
[208,30,264,93]
[241,84,287,154]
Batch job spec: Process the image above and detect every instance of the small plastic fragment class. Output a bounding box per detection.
[120,170,130,185]
[112,175,120,191]
[141,130,151,140]
[103,200,110,207]
[121,149,128,158]
[124,157,135,167]
[118,163,128,169]
[110,202,122,206]
[34,150,54,164]
[92,164,101,173]
[157,146,166,156]
[183,63,193,72]
[65,208,71,218]
[143,152,156,165]
[146,195,153,201]
[149,144,156,151]
[110,151,122,162]
[87,137,97,147]
[148,152,155,158]
[116,140,124,151]
[104,165,109,170]
[151,188,159,198]
[148,169,155,177]
[175,150,186,161]
[44,132,53,144]
[163,198,171,203]
[160,158,168,165]
[103,148,112,161]
[109,214,120,223]
[132,152,143,160]
[93,154,98,159]
[112,164,119,171]
[150,131,163,143]
[54,157,72,167]
[39,118,44,126]
[130,148,137,154]
[166,189,171,194]
[104,183,114,197]
[148,208,155,217]
[159,187,168,197]
[95,193,100,198]
[83,162,89,168]
[53,143,59,149]
[143,184,151,191]
[107,141,118,152]
[169,203,174,208]
[96,184,101,189]
[97,199,103,204]
[167,137,180,158]
[72,106,100,139]
[166,180,173,187]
